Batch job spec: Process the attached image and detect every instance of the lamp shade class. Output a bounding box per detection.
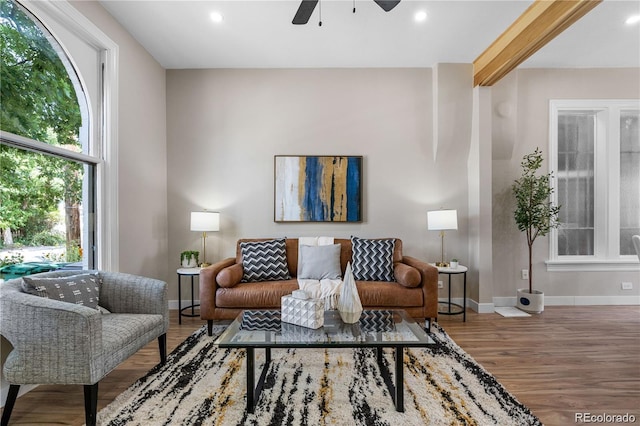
[427,209,458,231]
[190,211,220,232]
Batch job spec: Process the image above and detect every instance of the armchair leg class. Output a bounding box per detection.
[158,333,167,364]
[84,383,98,426]
[1,384,19,426]
[207,320,213,336]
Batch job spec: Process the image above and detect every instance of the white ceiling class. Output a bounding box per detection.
[98,0,640,70]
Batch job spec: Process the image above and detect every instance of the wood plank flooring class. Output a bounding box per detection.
[1,306,639,426]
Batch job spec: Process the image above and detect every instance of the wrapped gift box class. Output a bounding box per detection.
[281,295,324,329]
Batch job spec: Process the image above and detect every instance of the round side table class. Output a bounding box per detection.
[177,267,202,324]
[434,264,468,322]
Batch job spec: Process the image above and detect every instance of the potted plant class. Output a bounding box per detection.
[512,148,560,313]
[180,250,200,268]
[450,258,459,269]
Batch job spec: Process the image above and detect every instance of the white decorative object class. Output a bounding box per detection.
[281,295,324,329]
[292,289,309,300]
[182,258,197,268]
[337,262,363,324]
[279,322,324,342]
[450,260,459,269]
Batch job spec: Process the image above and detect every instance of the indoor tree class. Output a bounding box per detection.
[512,147,561,294]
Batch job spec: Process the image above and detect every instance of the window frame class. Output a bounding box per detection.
[548,99,640,272]
[13,0,120,271]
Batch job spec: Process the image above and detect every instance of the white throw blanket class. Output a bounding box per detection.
[297,237,342,310]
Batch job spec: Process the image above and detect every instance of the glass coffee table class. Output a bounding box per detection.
[214,309,434,413]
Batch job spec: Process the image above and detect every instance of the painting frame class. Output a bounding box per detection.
[274,155,363,223]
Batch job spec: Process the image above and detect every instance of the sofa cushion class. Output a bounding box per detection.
[394,263,421,288]
[240,238,291,282]
[351,237,395,281]
[355,281,423,307]
[298,244,342,280]
[216,280,299,308]
[217,263,244,288]
[21,273,101,309]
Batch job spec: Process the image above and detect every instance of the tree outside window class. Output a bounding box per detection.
[1,0,87,268]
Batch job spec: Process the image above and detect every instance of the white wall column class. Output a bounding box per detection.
[469,86,494,312]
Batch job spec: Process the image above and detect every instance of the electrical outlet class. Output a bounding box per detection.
[521,269,529,280]
[621,282,633,290]
[438,281,443,289]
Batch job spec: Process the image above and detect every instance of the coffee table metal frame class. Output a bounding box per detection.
[215,309,434,414]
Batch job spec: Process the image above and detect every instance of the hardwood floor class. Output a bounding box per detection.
[2,306,639,425]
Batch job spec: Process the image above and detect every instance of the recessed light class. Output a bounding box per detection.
[626,14,640,25]
[210,11,223,23]
[414,10,428,23]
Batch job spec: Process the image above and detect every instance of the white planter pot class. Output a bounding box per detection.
[517,289,544,313]
[450,261,459,269]
[181,258,198,268]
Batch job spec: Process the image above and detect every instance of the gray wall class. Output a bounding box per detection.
[167,66,640,306]
[166,68,478,301]
[12,2,640,307]
[491,68,640,305]
[71,1,168,281]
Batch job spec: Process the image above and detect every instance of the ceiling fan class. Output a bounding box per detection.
[292,0,401,25]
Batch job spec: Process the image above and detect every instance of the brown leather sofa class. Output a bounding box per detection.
[200,238,439,335]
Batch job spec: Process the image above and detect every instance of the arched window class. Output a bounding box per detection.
[1,0,116,273]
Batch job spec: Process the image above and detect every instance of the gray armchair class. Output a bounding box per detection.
[0,270,169,426]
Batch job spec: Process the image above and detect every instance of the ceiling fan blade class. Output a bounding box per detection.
[292,0,319,25]
[374,0,400,12]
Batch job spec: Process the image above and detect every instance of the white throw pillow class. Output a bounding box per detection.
[297,244,342,280]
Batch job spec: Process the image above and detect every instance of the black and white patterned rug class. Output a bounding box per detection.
[97,324,542,425]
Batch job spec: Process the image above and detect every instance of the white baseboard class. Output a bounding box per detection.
[492,295,640,307]
[438,298,495,314]
[460,295,640,314]
[470,300,496,314]
[169,299,201,311]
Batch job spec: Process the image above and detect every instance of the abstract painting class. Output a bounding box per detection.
[274,156,362,222]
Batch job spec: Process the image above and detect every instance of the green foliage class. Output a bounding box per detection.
[512,148,561,293]
[43,251,65,262]
[0,0,83,247]
[0,0,81,144]
[180,251,200,265]
[0,251,24,268]
[28,230,65,247]
[65,240,82,262]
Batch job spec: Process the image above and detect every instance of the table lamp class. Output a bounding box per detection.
[190,211,220,267]
[427,209,458,267]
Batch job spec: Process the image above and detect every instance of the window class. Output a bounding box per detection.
[0,0,116,272]
[549,100,640,270]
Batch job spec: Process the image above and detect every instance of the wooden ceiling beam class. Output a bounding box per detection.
[473,0,601,87]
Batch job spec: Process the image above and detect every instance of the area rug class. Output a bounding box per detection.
[97,324,542,426]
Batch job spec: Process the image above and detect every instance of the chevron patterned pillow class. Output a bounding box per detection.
[240,238,291,282]
[351,237,395,281]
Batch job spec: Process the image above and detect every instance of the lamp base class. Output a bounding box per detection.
[200,262,211,268]
[435,261,450,268]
